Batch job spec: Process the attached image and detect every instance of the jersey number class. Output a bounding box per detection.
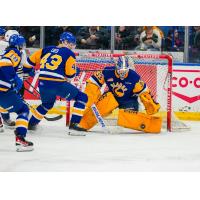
[40,53,62,70]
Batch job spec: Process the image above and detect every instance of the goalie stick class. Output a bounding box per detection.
[91,104,110,133]
[75,72,110,133]
[24,80,63,121]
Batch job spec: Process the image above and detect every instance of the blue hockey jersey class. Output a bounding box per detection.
[89,66,147,105]
[0,48,22,92]
[24,46,77,83]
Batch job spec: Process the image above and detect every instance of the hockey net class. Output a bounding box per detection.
[67,53,190,132]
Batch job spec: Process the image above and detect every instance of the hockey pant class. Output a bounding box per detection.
[0,90,29,137]
[29,80,88,126]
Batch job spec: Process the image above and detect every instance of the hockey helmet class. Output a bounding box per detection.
[5,30,19,42]
[9,34,26,50]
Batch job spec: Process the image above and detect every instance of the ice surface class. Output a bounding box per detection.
[0,118,200,172]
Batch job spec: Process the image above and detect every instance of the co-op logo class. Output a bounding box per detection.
[172,76,200,88]
[172,76,200,103]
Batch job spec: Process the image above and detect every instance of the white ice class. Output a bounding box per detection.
[0,118,200,172]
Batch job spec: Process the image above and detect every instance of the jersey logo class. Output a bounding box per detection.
[110,82,128,97]
[51,48,59,53]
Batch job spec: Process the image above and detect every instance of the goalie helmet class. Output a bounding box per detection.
[9,34,26,50]
[60,31,76,49]
[5,30,19,42]
[115,56,130,80]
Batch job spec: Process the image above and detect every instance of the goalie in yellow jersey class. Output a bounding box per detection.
[74,56,162,134]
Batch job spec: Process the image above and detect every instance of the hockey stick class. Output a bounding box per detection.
[75,72,110,133]
[24,81,63,121]
[91,104,110,133]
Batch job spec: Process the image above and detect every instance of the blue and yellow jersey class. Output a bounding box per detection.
[89,66,147,104]
[25,46,77,82]
[0,48,21,92]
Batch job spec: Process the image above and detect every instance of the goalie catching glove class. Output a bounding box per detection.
[139,90,160,115]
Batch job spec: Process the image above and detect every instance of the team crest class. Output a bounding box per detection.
[110,82,128,97]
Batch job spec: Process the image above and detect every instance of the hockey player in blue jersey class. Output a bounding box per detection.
[26,32,88,135]
[0,28,18,129]
[77,56,162,133]
[0,34,34,151]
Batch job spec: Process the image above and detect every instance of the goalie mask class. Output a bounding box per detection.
[115,56,130,80]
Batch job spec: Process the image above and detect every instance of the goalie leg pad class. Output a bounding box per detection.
[117,109,162,133]
[84,81,102,110]
[139,91,160,115]
[79,92,119,130]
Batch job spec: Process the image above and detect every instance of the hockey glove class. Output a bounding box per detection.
[11,75,23,93]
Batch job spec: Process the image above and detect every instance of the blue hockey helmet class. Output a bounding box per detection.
[115,56,130,79]
[0,27,6,36]
[60,32,76,45]
[9,34,26,49]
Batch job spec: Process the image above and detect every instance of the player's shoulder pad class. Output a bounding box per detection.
[4,47,21,57]
[41,45,56,55]
[3,47,21,66]
[62,47,76,58]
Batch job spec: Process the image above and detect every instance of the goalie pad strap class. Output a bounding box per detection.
[84,80,102,110]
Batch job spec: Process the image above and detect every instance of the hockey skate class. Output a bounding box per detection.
[0,124,4,132]
[15,130,34,152]
[68,123,87,136]
[3,118,15,129]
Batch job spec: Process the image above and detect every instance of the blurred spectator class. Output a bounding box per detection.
[136,26,162,51]
[59,26,77,35]
[165,29,183,51]
[173,29,184,51]
[76,26,110,49]
[193,26,200,50]
[19,26,40,47]
[115,26,140,50]
[45,26,78,46]
[45,26,61,46]
[189,26,200,62]
[164,29,173,51]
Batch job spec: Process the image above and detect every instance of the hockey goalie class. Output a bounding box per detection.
[72,56,162,134]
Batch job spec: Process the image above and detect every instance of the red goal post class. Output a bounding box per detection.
[67,52,174,131]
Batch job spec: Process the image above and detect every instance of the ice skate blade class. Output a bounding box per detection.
[16,146,34,152]
[4,125,15,130]
[68,130,86,136]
